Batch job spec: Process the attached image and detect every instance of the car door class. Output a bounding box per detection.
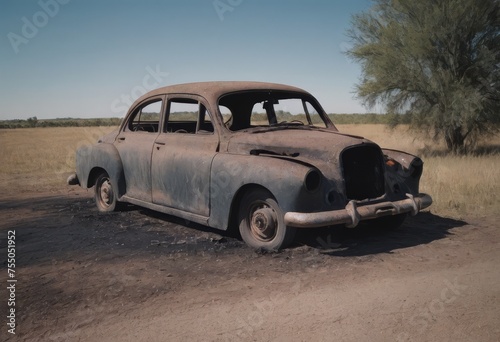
[115,96,164,202]
[151,96,219,217]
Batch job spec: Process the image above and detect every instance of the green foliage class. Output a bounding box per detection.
[0,117,122,129]
[328,113,411,125]
[168,111,199,121]
[27,116,38,127]
[348,0,500,153]
[0,114,407,129]
[250,111,404,125]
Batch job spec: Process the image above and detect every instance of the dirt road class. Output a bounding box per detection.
[0,188,499,341]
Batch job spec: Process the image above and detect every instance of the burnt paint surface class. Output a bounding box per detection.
[115,131,157,203]
[76,143,125,198]
[207,153,325,230]
[382,149,423,196]
[74,81,429,232]
[152,132,219,217]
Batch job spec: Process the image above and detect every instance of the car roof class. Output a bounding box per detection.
[132,81,311,107]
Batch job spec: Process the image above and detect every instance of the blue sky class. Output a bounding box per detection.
[0,0,373,120]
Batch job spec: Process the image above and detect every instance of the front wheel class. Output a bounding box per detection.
[238,188,296,251]
[94,172,118,212]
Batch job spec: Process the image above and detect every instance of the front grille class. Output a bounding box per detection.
[341,144,385,200]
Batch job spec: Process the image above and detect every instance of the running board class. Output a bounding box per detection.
[120,196,210,226]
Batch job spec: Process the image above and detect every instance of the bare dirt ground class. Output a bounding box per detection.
[1,187,499,341]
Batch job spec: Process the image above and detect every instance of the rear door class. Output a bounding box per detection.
[151,96,219,216]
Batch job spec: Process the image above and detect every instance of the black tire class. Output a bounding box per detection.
[238,188,296,251]
[94,172,118,212]
[363,214,407,231]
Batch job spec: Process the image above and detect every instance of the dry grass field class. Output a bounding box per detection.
[1,125,499,341]
[0,125,499,219]
[0,126,116,193]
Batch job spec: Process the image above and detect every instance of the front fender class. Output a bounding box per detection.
[76,143,126,197]
[208,154,324,230]
[382,148,423,195]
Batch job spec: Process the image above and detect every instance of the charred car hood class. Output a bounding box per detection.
[227,128,377,177]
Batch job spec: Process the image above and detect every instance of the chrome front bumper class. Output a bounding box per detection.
[284,193,432,228]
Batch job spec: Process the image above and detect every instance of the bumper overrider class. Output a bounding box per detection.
[284,193,432,228]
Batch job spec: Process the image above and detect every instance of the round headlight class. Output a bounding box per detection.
[304,169,321,192]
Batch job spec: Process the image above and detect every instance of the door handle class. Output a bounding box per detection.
[155,142,166,145]
[118,137,125,141]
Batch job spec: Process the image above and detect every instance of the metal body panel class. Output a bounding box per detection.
[382,148,423,195]
[284,193,433,228]
[115,131,157,202]
[121,195,209,226]
[207,153,322,230]
[75,142,125,197]
[151,133,219,216]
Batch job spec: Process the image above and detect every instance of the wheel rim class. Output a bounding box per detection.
[248,202,278,242]
[98,177,113,208]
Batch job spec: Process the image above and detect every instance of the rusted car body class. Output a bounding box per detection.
[68,81,432,250]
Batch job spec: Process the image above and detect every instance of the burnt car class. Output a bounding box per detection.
[68,81,432,250]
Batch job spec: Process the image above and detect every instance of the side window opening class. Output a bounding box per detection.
[220,105,233,129]
[305,101,327,128]
[127,99,162,133]
[165,98,214,134]
[197,105,214,134]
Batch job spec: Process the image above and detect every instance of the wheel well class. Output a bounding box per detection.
[227,184,272,236]
[87,167,107,188]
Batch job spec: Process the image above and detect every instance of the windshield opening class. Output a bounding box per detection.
[218,91,334,132]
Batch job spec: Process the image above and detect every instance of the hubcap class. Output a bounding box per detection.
[250,207,277,241]
[100,179,113,206]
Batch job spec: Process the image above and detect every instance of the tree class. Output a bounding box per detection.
[347,0,500,153]
[27,116,38,128]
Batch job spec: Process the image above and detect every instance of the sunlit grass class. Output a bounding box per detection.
[0,127,117,194]
[1,125,498,219]
[420,156,500,218]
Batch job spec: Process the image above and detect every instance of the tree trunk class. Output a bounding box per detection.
[444,126,466,154]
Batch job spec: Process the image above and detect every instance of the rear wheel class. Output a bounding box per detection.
[94,172,118,212]
[238,188,296,250]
